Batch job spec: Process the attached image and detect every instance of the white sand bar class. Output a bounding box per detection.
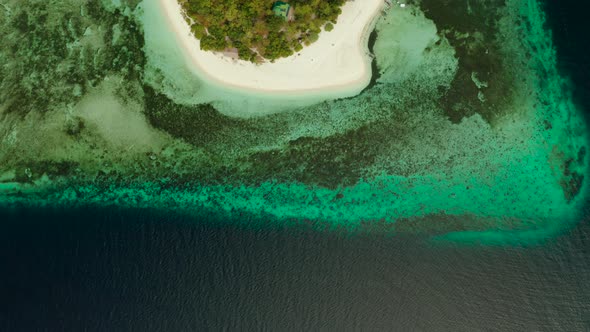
[160,0,385,95]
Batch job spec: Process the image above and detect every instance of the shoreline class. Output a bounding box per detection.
[159,0,385,96]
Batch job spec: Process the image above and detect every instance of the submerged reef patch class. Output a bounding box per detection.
[0,0,588,244]
[418,0,515,124]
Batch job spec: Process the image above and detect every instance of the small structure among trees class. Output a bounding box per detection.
[271,1,291,20]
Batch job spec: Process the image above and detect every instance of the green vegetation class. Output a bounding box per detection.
[181,0,346,62]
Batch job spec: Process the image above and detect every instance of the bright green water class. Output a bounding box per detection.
[0,0,587,244]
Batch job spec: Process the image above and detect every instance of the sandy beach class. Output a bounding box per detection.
[159,0,385,95]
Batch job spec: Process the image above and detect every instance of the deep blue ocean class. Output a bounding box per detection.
[1,1,590,330]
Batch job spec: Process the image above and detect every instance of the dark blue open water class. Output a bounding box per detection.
[1,1,590,330]
[1,206,589,330]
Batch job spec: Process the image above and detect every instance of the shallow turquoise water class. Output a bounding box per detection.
[0,0,587,244]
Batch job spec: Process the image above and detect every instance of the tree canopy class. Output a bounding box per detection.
[181,0,346,62]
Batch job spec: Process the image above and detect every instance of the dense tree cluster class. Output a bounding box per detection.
[180,0,346,62]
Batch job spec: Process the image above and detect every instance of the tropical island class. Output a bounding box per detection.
[180,0,346,62]
[156,0,384,95]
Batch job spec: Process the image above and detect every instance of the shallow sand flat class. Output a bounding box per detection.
[160,0,384,94]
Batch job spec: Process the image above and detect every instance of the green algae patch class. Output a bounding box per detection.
[0,0,588,245]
